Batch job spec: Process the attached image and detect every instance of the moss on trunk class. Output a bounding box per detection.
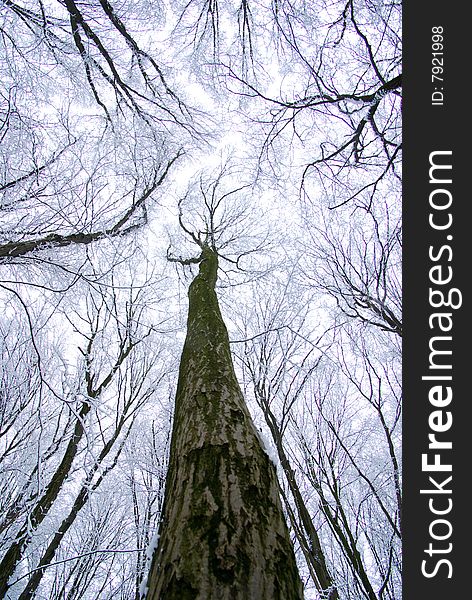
[145,246,304,599]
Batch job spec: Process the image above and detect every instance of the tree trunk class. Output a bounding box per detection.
[17,419,129,599]
[266,416,338,599]
[0,320,136,598]
[0,400,91,598]
[145,246,304,599]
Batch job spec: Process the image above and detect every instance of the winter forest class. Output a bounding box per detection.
[0,1,402,599]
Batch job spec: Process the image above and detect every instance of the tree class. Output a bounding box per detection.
[1,1,191,586]
[1,0,192,293]
[1,1,403,597]
[0,0,194,132]
[220,0,402,207]
[229,256,401,599]
[0,150,182,263]
[0,271,171,598]
[300,201,402,338]
[143,177,304,599]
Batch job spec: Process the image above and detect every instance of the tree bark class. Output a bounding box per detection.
[145,246,303,599]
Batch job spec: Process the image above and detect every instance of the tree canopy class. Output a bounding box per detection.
[1,1,401,598]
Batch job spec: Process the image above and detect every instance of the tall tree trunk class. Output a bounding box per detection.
[145,246,304,599]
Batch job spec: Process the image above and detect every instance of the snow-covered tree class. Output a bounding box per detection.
[1,1,401,598]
